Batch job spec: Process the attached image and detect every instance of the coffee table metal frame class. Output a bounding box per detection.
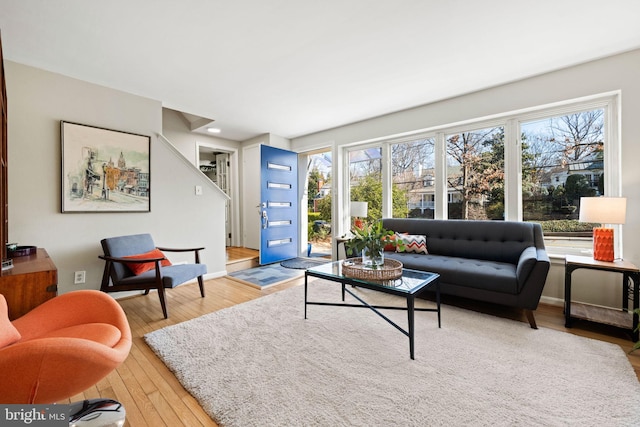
[304,261,441,360]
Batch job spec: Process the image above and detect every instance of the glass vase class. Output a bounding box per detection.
[362,246,384,268]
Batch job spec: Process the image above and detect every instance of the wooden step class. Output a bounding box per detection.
[226,247,259,273]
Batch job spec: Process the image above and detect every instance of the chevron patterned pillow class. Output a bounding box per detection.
[397,234,428,254]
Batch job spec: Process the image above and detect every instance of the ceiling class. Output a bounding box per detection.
[1,1,639,142]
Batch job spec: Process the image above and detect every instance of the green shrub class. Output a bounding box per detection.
[534,219,598,233]
[308,211,322,222]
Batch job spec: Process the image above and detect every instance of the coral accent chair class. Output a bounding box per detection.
[0,290,131,404]
[99,233,206,319]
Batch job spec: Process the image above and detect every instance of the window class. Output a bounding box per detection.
[341,93,619,256]
[446,126,504,220]
[521,108,605,254]
[349,147,382,221]
[391,137,436,218]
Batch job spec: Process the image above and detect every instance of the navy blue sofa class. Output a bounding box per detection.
[382,218,550,328]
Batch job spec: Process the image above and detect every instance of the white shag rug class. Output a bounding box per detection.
[144,280,640,427]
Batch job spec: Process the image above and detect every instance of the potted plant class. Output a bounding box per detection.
[345,220,404,268]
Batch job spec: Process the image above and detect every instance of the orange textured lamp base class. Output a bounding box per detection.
[593,227,614,262]
[354,218,364,229]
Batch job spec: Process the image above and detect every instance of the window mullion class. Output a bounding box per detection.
[504,119,521,221]
[381,143,392,218]
[435,132,447,219]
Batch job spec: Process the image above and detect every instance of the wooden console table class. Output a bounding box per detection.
[564,255,639,341]
[0,248,58,320]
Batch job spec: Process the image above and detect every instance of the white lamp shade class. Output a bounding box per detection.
[350,201,368,218]
[579,197,627,224]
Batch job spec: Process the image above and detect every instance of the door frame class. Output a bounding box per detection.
[299,147,334,259]
[196,142,240,247]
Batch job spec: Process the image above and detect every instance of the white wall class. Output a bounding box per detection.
[162,108,240,163]
[292,48,640,308]
[162,108,240,246]
[6,61,227,295]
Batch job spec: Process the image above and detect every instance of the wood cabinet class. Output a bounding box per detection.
[0,248,58,320]
[0,32,8,260]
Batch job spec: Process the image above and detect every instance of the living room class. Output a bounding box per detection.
[1,1,640,425]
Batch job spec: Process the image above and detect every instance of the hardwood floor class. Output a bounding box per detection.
[66,248,640,427]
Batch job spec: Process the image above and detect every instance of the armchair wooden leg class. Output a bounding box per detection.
[524,309,538,329]
[198,276,205,297]
[157,286,168,319]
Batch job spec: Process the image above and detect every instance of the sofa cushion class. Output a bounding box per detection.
[397,234,428,254]
[387,252,518,294]
[0,295,21,348]
[382,218,536,265]
[118,263,207,288]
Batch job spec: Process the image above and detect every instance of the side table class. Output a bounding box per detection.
[564,255,639,341]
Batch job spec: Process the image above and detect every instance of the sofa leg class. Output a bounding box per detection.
[524,309,538,329]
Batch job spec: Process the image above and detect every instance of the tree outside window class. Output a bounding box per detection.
[446,127,505,220]
[521,109,604,238]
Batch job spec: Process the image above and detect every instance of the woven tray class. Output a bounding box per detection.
[342,258,403,281]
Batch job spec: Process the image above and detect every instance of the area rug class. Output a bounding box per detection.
[226,263,303,288]
[144,280,640,426]
[280,257,328,269]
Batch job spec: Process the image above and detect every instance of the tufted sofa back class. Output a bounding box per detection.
[381,218,545,265]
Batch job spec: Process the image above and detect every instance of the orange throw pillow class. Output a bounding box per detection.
[123,249,172,275]
[383,233,397,252]
[0,294,21,348]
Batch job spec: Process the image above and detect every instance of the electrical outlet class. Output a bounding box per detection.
[74,271,86,284]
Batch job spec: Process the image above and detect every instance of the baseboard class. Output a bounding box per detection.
[540,295,564,307]
[204,270,227,280]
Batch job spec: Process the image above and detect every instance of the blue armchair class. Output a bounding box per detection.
[99,233,206,318]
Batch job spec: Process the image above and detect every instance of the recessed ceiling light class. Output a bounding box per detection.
[207,127,221,134]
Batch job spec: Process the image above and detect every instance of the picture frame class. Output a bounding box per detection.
[61,121,151,212]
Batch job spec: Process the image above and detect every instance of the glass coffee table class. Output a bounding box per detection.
[304,260,441,360]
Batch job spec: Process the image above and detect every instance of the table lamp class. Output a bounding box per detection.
[350,201,368,229]
[579,196,626,262]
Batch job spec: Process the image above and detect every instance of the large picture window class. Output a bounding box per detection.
[342,93,619,257]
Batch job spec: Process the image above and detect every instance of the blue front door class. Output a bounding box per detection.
[259,145,298,265]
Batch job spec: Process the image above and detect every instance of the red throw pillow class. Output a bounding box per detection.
[0,294,21,348]
[123,248,172,275]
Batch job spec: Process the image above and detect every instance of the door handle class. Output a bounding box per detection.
[261,210,268,229]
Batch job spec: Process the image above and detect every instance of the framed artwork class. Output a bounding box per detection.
[61,121,151,212]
